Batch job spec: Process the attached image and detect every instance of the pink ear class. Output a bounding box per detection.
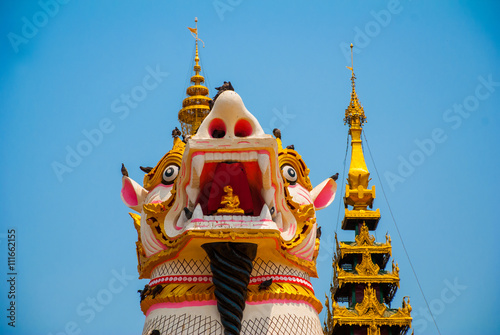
[311,178,337,210]
[120,176,148,212]
[121,178,138,207]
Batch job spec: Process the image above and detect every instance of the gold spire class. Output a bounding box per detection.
[342,43,380,230]
[323,47,411,334]
[178,18,212,138]
[344,44,367,128]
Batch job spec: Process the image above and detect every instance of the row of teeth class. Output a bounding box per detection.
[179,151,281,229]
[186,150,274,209]
[190,151,271,187]
[179,204,282,226]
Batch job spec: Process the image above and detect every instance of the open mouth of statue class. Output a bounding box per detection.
[176,150,283,231]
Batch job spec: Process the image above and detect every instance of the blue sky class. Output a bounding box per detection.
[1,1,499,334]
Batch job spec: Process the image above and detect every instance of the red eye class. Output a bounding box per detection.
[209,118,226,138]
[234,119,253,137]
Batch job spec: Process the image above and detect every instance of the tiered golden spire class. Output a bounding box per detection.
[324,44,412,335]
[342,44,380,230]
[178,18,212,138]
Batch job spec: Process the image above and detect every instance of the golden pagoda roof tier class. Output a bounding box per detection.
[325,285,412,334]
[342,208,381,230]
[181,95,212,108]
[336,224,391,256]
[332,281,398,307]
[186,84,209,96]
[334,261,400,288]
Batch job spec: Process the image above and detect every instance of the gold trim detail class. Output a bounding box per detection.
[135,228,320,279]
[356,223,375,245]
[143,137,185,191]
[355,251,380,276]
[324,285,412,331]
[140,282,322,315]
[278,148,312,191]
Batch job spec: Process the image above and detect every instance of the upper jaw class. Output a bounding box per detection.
[162,137,297,239]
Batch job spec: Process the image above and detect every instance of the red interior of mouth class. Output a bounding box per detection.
[197,161,264,216]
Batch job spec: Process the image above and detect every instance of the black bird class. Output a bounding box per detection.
[172,127,182,138]
[140,166,153,173]
[138,284,151,302]
[317,226,322,239]
[331,173,339,181]
[286,144,295,150]
[151,285,164,298]
[258,278,273,291]
[121,163,128,177]
[273,128,281,139]
[215,81,234,92]
[210,81,235,108]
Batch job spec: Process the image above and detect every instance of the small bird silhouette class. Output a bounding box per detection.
[331,173,339,181]
[317,226,322,239]
[259,278,273,291]
[138,284,151,302]
[172,127,182,138]
[273,128,281,139]
[121,163,128,177]
[286,144,295,150]
[151,285,164,298]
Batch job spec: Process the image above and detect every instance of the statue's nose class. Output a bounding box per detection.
[194,91,265,139]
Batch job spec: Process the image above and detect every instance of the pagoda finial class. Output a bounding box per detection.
[178,18,212,138]
[342,44,379,229]
[344,43,366,128]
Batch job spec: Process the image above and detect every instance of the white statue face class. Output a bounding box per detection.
[121,91,337,269]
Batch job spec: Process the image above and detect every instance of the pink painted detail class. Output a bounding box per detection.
[152,238,167,250]
[292,237,315,260]
[281,198,290,213]
[298,190,313,204]
[312,179,336,209]
[121,178,138,207]
[146,300,217,317]
[314,187,334,209]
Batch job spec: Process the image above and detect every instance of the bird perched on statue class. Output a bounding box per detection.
[258,278,273,291]
[138,284,152,302]
[151,284,165,298]
[272,128,281,139]
[317,226,322,240]
[286,145,295,150]
[331,173,339,181]
[210,81,234,108]
[121,163,128,177]
[172,127,182,138]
